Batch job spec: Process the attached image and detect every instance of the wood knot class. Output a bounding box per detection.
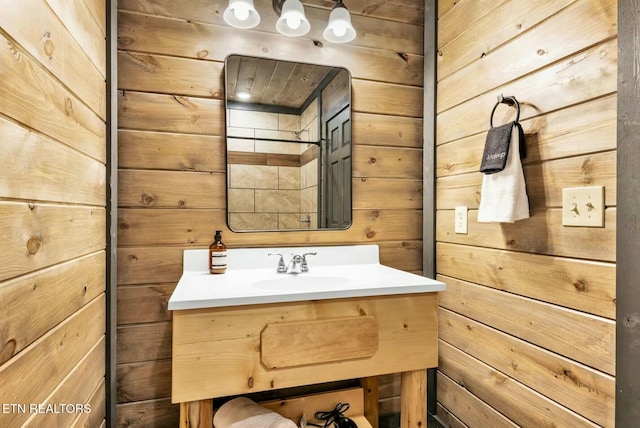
[197,50,209,59]
[313,40,323,47]
[573,279,587,292]
[371,210,380,219]
[118,36,134,46]
[0,339,17,366]
[247,377,254,388]
[64,97,73,115]
[27,236,41,255]
[178,200,186,207]
[127,254,138,262]
[537,48,547,56]
[365,230,375,239]
[28,202,36,210]
[82,285,88,296]
[141,193,155,206]
[119,222,129,230]
[44,39,55,58]
[369,157,377,164]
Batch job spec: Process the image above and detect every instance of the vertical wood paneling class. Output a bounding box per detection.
[116,1,425,425]
[0,1,107,427]
[435,0,617,427]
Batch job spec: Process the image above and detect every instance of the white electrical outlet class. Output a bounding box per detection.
[455,206,468,234]
[562,186,605,227]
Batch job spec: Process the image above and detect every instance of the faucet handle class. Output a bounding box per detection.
[268,253,286,273]
[301,252,317,272]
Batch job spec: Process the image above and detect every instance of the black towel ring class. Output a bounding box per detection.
[490,94,520,127]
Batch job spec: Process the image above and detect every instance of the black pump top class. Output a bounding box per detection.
[214,230,222,242]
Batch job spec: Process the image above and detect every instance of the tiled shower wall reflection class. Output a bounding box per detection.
[227,100,319,230]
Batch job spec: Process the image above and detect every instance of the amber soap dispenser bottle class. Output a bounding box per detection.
[209,230,227,274]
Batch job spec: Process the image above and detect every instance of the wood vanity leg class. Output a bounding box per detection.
[400,370,427,428]
[360,376,379,428]
[180,399,214,428]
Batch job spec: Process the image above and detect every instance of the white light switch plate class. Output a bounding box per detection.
[562,186,605,227]
[455,206,468,234]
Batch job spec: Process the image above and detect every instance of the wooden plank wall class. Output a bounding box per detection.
[116,0,425,425]
[435,0,617,427]
[0,0,107,427]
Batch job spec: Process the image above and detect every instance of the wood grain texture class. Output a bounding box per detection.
[261,316,379,369]
[438,0,616,111]
[436,208,616,262]
[437,38,618,141]
[437,372,517,428]
[439,276,615,375]
[436,151,617,210]
[436,95,617,176]
[439,341,599,427]
[439,308,614,426]
[172,294,438,403]
[118,359,172,403]
[0,0,106,118]
[436,242,616,319]
[0,202,106,282]
[400,370,426,428]
[0,296,105,427]
[0,116,106,206]
[437,0,577,79]
[118,208,422,246]
[117,2,423,55]
[0,253,105,365]
[117,322,173,364]
[117,398,180,428]
[117,284,176,325]
[0,32,106,162]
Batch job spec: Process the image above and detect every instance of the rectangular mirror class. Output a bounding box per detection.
[225,55,352,232]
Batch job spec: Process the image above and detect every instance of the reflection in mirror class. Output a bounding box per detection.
[225,55,352,232]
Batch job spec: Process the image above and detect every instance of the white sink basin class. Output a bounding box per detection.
[168,245,446,310]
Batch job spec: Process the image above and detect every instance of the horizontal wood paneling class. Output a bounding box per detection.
[0,0,106,118]
[436,151,617,210]
[435,1,617,425]
[118,170,226,209]
[437,0,577,79]
[439,341,599,427]
[437,38,617,142]
[0,252,105,364]
[117,359,172,403]
[438,0,617,112]
[436,95,617,177]
[436,208,616,262]
[117,0,425,421]
[0,32,106,162]
[116,398,180,428]
[0,116,106,205]
[24,337,106,427]
[439,308,615,426]
[1,1,106,426]
[0,295,105,427]
[437,372,517,428]
[117,2,423,56]
[117,11,424,86]
[437,243,616,319]
[439,275,615,375]
[118,208,422,246]
[117,322,173,364]
[0,202,106,282]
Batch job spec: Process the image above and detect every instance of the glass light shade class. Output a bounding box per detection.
[223,0,261,29]
[276,0,310,37]
[323,5,356,43]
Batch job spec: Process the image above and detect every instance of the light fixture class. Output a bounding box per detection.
[276,0,310,37]
[222,0,356,43]
[223,0,261,29]
[323,0,356,43]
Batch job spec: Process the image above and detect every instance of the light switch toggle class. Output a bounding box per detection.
[562,186,604,227]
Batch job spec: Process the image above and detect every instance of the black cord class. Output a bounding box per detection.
[307,403,357,428]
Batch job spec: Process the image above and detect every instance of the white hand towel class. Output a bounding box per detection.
[213,397,298,428]
[478,123,530,223]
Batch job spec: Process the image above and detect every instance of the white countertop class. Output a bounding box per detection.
[168,245,446,310]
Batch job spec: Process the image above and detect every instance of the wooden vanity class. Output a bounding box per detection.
[169,246,445,428]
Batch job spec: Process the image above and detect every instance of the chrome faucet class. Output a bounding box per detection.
[268,252,317,274]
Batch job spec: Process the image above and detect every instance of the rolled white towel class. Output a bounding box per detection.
[213,397,298,428]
